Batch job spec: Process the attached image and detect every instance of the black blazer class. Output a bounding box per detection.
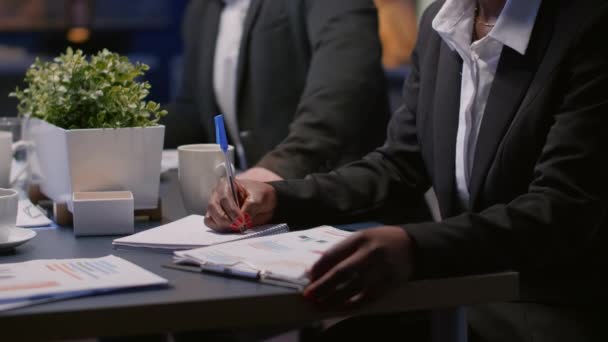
[272,0,608,304]
[165,0,390,179]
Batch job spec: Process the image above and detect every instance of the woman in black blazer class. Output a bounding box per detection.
[207,0,608,340]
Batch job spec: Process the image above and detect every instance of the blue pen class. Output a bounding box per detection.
[214,115,240,209]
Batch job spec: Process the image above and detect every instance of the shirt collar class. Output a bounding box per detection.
[490,0,542,55]
[222,0,250,6]
[433,0,542,55]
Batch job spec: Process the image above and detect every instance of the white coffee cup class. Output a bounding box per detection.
[0,188,18,243]
[0,131,30,188]
[178,144,235,215]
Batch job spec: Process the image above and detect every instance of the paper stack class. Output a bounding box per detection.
[174,226,351,290]
[0,255,168,311]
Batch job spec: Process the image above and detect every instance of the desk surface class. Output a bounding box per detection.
[0,172,519,340]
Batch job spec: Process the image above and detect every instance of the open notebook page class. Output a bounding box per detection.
[113,215,288,250]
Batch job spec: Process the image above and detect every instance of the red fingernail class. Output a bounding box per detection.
[244,213,251,220]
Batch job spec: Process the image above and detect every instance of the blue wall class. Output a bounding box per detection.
[0,0,188,116]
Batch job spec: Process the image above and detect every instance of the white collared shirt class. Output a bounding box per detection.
[214,0,251,168]
[432,0,541,209]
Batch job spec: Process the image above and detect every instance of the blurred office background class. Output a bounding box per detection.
[0,0,433,118]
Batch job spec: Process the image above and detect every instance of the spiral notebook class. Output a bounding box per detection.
[172,226,352,290]
[113,215,289,251]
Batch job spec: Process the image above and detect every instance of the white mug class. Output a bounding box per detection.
[178,144,235,215]
[0,131,30,188]
[0,188,18,243]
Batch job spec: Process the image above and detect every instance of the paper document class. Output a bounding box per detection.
[16,199,53,228]
[0,255,168,311]
[113,215,289,250]
[175,226,352,289]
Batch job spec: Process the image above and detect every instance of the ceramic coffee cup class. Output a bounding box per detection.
[0,188,18,243]
[178,144,235,215]
[0,132,12,188]
[0,131,30,188]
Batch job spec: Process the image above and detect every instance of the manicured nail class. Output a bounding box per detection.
[244,213,251,220]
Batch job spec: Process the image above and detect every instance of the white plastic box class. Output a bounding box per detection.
[72,191,134,236]
[26,119,164,212]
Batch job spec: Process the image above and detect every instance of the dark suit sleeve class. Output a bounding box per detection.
[269,10,432,224]
[405,10,608,279]
[256,0,389,179]
[162,0,207,148]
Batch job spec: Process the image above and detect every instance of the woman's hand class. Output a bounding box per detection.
[303,226,415,308]
[205,178,278,232]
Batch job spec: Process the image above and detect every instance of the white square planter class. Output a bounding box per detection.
[27,118,164,212]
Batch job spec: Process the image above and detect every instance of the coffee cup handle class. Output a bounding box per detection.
[9,140,33,187]
[12,140,30,151]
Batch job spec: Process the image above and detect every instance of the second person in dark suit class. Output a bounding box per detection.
[166,0,390,182]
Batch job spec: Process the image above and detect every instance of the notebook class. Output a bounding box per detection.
[113,215,289,251]
[0,255,168,312]
[173,226,352,290]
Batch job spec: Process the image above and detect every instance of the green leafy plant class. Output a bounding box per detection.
[9,47,167,129]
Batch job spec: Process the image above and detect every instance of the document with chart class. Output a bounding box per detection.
[174,226,352,290]
[0,255,168,311]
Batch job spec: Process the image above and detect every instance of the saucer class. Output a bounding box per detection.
[0,227,37,252]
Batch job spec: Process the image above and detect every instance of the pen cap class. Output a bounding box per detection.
[214,115,229,152]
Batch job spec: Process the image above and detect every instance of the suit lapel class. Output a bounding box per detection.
[433,43,463,218]
[468,3,554,208]
[199,0,223,118]
[234,0,263,114]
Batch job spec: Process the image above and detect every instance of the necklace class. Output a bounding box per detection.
[476,20,496,27]
[474,7,497,27]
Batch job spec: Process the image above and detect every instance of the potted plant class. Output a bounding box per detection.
[10,48,167,214]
